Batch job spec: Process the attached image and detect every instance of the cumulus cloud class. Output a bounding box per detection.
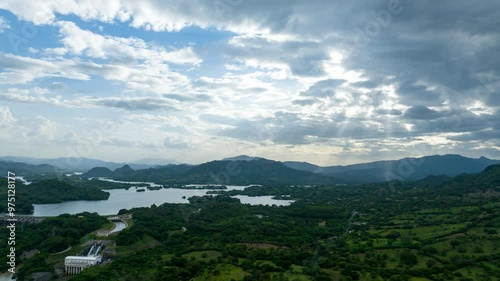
[0,16,10,32]
[0,0,499,163]
[404,105,443,120]
[55,21,202,66]
[300,79,346,97]
[163,137,189,149]
[0,106,15,127]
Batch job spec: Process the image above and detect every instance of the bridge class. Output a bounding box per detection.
[0,214,46,224]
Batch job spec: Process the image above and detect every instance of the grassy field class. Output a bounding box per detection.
[115,234,159,256]
[193,264,247,281]
[347,200,500,281]
[182,250,222,261]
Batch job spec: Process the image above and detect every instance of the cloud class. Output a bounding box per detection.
[292,99,316,106]
[55,21,202,66]
[0,52,190,93]
[404,105,443,120]
[300,79,346,97]
[0,1,499,163]
[91,97,178,111]
[0,16,10,32]
[163,137,189,149]
[0,106,15,127]
[0,88,181,111]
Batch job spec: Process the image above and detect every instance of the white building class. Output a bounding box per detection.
[64,256,101,274]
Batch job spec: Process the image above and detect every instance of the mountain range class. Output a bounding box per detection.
[3,154,499,185]
[83,159,337,185]
[283,154,500,183]
[0,156,180,172]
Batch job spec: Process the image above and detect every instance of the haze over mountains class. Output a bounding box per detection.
[283,154,500,183]
[0,156,180,172]
[2,154,499,185]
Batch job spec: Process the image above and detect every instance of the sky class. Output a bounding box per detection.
[0,0,499,166]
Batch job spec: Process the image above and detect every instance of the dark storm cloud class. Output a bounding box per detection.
[396,82,445,106]
[408,108,499,135]
[218,111,413,145]
[225,36,331,77]
[449,130,500,142]
[404,105,442,120]
[342,0,500,106]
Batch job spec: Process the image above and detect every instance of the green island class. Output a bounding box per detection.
[1,164,499,281]
[0,179,110,214]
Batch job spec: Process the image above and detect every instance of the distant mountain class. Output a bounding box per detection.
[125,164,194,182]
[83,167,113,178]
[133,158,181,166]
[81,164,193,182]
[445,163,500,190]
[0,160,62,178]
[177,159,336,185]
[0,156,151,172]
[7,154,500,185]
[222,155,265,161]
[414,163,500,195]
[81,159,337,185]
[284,154,500,184]
[113,165,135,177]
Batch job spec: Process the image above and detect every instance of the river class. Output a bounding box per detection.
[110,221,127,234]
[33,184,294,216]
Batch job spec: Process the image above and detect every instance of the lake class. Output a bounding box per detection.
[0,273,13,281]
[33,184,294,216]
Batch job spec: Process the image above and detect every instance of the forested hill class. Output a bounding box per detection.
[438,163,500,194]
[0,160,61,178]
[82,159,337,185]
[175,159,337,185]
[80,155,500,186]
[284,154,500,183]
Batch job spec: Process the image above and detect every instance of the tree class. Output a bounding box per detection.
[399,250,417,267]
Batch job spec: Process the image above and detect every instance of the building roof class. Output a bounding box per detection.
[65,256,99,261]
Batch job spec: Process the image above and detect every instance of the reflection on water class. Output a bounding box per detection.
[234,195,294,206]
[33,185,293,216]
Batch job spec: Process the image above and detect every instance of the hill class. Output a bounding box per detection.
[0,156,151,172]
[222,155,265,161]
[82,159,336,185]
[176,159,337,185]
[284,154,500,183]
[84,167,113,178]
[81,164,193,182]
[0,160,62,178]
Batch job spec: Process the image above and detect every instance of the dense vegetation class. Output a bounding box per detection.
[0,178,110,213]
[81,159,337,185]
[0,212,108,279]
[0,161,62,179]
[2,164,499,280]
[67,165,500,280]
[80,155,500,185]
[284,154,500,183]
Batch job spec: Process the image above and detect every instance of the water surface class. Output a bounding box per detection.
[34,185,293,216]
